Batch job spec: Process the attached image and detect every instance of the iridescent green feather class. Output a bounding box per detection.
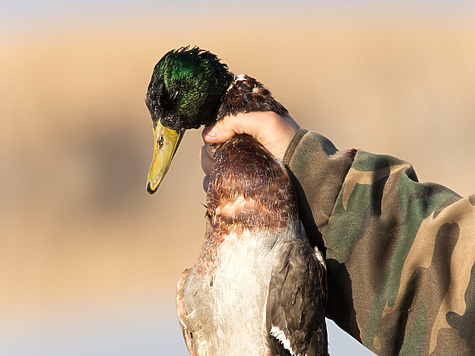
[146,46,234,131]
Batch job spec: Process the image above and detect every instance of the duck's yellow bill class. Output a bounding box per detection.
[147,121,184,194]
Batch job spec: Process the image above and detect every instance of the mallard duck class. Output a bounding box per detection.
[145,46,328,355]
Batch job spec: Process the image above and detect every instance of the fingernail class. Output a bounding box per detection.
[206,128,217,137]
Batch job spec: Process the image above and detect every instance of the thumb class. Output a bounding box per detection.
[202,114,248,144]
[201,112,299,161]
[202,112,274,144]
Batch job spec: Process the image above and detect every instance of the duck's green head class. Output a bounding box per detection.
[145,46,234,194]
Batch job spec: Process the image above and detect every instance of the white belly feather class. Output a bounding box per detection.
[183,220,303,355]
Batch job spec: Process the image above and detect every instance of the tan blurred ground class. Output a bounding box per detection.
[1,17,474,323]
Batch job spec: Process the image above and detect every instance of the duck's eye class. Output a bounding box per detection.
[168,88,178,100]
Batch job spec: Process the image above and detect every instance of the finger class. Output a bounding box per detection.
[204,141,214,159]
[202,119,238,144]
[200,145,214,177]
[202,112,293,145]
[201,140,215,165]
[201,129,217,159]
[202,175,210,192]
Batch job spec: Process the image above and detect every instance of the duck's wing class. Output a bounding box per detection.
[266,239,328,356]
[176,268,195,355]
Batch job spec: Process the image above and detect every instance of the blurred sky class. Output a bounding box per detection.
[2,0,475,35]
[0,0,475,356]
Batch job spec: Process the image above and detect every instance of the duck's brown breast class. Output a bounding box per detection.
[206,134,298,236]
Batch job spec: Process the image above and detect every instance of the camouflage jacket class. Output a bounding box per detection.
[283,129,475,356]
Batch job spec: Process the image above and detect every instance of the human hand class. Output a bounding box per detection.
[200,111,300,191]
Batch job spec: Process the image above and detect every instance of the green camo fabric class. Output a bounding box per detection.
[283,129,475,356]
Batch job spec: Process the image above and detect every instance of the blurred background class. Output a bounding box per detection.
[1,1,474,355]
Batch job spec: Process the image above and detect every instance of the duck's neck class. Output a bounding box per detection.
[216,74,288,121]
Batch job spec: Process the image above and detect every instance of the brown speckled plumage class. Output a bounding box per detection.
[217,75,288,121]
[206,134,297,235]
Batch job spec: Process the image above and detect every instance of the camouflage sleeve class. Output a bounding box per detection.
[283,129,475,356]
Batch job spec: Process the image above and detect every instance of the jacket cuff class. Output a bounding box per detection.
[282,129,355,245]
[283,128,308,166]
